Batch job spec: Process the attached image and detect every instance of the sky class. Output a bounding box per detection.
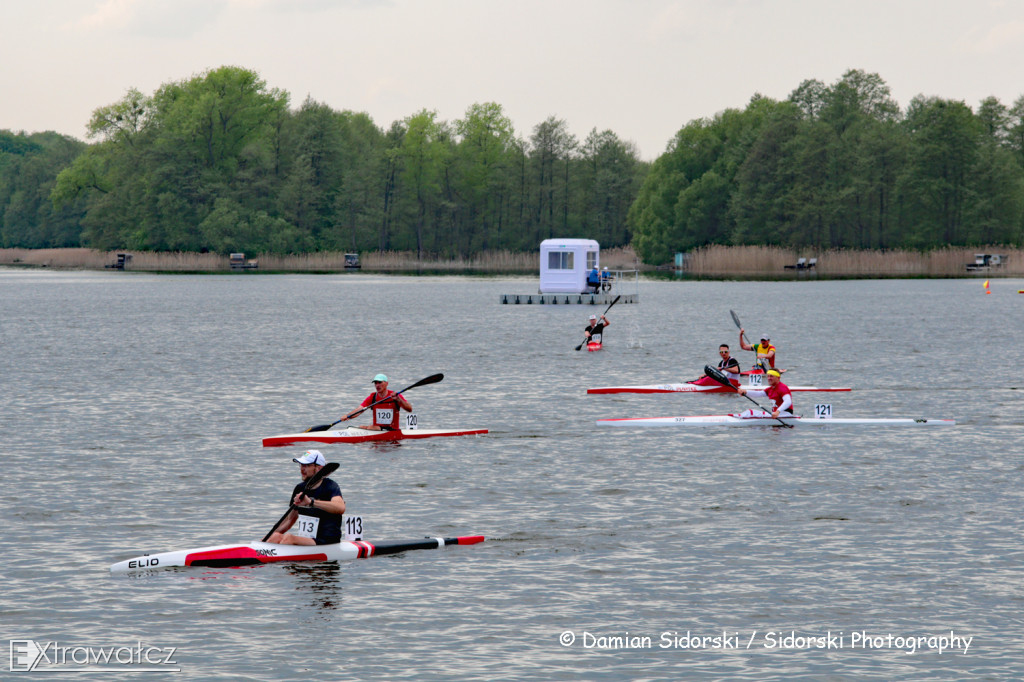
[3,0,1024,160]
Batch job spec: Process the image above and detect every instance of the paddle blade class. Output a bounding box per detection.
[407,373,444,390]
[729,310,742,329]
[704,365,732,387]
[305,424,333,433]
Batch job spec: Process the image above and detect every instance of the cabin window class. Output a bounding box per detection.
[586,251,598,270]
[548,251,574,270]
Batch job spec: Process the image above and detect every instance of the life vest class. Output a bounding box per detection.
[753,342,776,369]
[365,390,401,429]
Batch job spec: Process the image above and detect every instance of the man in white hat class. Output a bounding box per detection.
[338,373,413,431]
[738,328,777,373]
[584,313,610,345]
[266,450,345,545]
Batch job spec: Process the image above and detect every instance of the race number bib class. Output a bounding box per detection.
[343,515,363,541]
[748,373,763,387]
[814,404,833,419]
[591,333,602,343]
[374,407,394,423]
[405,413,418,430]
[293,514,319,539]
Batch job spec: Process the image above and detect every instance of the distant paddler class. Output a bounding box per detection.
[339,374,413,431]
[688,344,741,387]
[584,313,610,344]
[739,329,777,373]
[737,369,793,419]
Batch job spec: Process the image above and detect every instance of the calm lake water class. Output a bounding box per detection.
[2,270,1022,680]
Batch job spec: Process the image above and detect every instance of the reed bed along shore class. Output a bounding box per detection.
[0,245,1018,278]
[681,245,1024,278]
[0,247,641,274]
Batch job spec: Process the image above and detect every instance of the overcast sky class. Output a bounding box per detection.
[3,0,1023,160]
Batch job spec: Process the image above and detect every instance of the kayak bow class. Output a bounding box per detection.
[263,427,488,447]
[111,535,485,573]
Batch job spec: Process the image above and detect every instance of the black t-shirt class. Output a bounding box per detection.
[719,356,740,373]
[290,478,343,544]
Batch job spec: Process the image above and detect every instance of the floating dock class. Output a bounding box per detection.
[499,292,637,305]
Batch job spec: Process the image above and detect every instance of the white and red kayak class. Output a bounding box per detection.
[587,341,603,352]
[111,535,485,573]
[587,383,850,395]
[262,427,488,447]
[597,414,955,427]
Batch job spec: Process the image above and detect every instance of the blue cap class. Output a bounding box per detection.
[372,373,388,383]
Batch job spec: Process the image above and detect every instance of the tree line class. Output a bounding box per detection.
[629,69,1024,264]
[0,66,645,257]
[2,67,1023,264]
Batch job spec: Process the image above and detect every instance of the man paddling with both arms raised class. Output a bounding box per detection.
[737,369,793,419]
[339,373,413,431]
[267,450,345,545]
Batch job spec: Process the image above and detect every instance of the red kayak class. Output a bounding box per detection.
[263,426,488,447]
[587,341,603,352]
[587,383,850,395]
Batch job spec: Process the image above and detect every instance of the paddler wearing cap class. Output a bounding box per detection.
[737,369,793,419]
[738,328,776,372]
[584,313,610,344]
[338,373,413,431]
[266,450,345,546]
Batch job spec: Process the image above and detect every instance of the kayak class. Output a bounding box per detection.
[111,535,485,573]
[596,415,955,427]
[587,383,850,395]
[587,341,603,352]
[262,427,488,447]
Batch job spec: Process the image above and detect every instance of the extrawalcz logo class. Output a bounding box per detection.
[10,639,179,672]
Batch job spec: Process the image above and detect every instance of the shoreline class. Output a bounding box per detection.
[0,246,1019,279]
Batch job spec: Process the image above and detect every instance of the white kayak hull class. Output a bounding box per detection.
[263,427,487,447]
[597,415,955,427]
[111,536,485,573]
[587,383,851,394]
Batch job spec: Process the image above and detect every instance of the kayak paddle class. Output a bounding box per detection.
[305,373,444,432]
[703,365,793,428]
[262,461,340,542]
[729,309,751,347]
[575,295,621,351]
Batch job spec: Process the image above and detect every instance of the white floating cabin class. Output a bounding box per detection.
[539,239,600,293]
[498,238,638,304]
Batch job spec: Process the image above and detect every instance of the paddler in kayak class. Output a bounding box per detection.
[688,344,741,387]
[584,313,610,345]
[267,450,345,545]
[737,369,793,419]
[339,373,413,431]
[739,329,777,373]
